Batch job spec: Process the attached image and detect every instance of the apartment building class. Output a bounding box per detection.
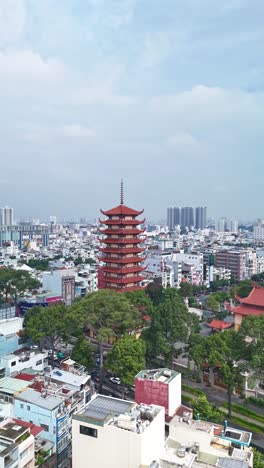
[72,395,165,468]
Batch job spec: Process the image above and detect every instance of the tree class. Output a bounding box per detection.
[231,280,253,299]
[70,290,141,385]
[124,290,154,315]
[0,268,40,303]
[238,315,264,383]
[106,335,146,386]
[179,282,193,298]
[25,305,74,365]
[145,281,164,306]
[26,259,50,271]
[191,331,243,418]
[253,448,264,468]
[205,295,220,312]
[192,396,223,424]
[142,288,200,367]
[71,337,94,369]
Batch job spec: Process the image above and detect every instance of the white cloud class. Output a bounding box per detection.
[60,125,95,139]
[0,0,25,45]
[0,50,65,81]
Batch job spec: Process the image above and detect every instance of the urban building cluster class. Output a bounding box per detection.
[0,194,262,466]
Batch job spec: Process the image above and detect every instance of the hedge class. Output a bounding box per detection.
[230,416,264,435]
[222,403,264,424]
[245,396,264,409]
[182,384,206,397]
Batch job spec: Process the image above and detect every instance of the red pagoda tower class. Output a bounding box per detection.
[227,284,264,331]
[98,181,146,292]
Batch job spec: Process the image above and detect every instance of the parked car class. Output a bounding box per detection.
[110,377,121,385]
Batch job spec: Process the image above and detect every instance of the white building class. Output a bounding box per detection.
[254,224,264,241]
[0,349,48,377]
[0,419,35,468]
[72,395,165,468]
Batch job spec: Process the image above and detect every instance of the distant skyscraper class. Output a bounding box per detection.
[216,218,226,232]
[0,207,14,225]
[226,219,238,233]
[167,207,181,230]
[181,207,194,229]
[195,207,207,229]
[49,216,57,225]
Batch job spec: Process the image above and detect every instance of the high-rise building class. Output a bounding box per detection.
[216,218,226,232]
[181,207,194,229]
[0,207,14,226]
[49,215,57,225]
[195,206,207,229]
[99,182,146,292]
[167,207,180,230]
[215,250,245,281]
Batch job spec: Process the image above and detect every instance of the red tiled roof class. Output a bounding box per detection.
[13,419,43,437]
[208,319,232,330]
[101,204,144,216]
[236,285,264,307]
[15,373,35,382]
[230,304,264,317]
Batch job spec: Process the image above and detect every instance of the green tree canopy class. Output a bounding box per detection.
[192,396,223,424]
[191,330,244,417]
[25,305,74,363]
[26,259,50,271]
[0,268,40,303]
[238,315,264,381]
[69,290,141,380]
[179,282,193,298]
[145,281,164,306]
[106,335,146,386]
[142,288,200,366]
[124,290,154,315]
[231,280,253,299]
[71,337,94,369]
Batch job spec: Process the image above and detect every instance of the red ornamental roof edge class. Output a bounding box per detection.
[236,285,264,307]
[229,304,264,317]
[100,204,144,216]
[208,319,232,330]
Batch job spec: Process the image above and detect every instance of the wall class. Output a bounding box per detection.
[14,400,56,445]
[72,408,165,468]
[168,373,181,417]
[18,433,35,468]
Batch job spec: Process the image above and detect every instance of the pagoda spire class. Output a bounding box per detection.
[120,178,124,205]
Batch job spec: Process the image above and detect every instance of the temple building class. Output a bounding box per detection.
[228,284,264,330]
[98,182,146,292]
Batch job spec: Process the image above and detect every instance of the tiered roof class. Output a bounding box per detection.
[229,285,264,317]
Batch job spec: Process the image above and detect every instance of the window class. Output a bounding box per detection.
[80,425,98,438]
[27,405,30,411]
[40,423,49,432]
[11,361,16,367]
[20,404,24,409]
[20,447,29,459]
[36,360,42,366]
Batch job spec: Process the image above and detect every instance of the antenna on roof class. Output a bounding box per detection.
[120,178,124,205]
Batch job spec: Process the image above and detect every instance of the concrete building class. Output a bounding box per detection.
[195,207,207,230]
[0,419,35,468]
[0,317,27,357]
[42,269,75,305]
[254,220,264,241]
[0,349,48,377]
[215,250,245,281]
[72,394,165,468]
[167,207,181,230]
[0,207,14,226]
[135,368,181,417]
[181,207,194,229]
[0,377,30,418]
[163,415,253,467]
[15,388,71,456]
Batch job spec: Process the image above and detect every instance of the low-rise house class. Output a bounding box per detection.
[0,377,30,418]
[0,348,48,377]
[0,419,35,468]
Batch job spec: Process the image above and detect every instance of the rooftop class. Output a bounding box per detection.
[0,422,29,443]
[15,388,62,410]
[0,377,30,395]
[136,368,179,383]
[74,394,163,433]
[237,285,264,307]
[45,368,89,388]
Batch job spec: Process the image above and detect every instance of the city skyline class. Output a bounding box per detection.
[0,1,264,219]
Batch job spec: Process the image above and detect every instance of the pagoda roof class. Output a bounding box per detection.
[229,304,264,317]
[100,204,144,216]
[208,319,232,330]
[235,285,264,307]
[104,275,144,284]
[99,228,145,235]
[99,246,146,254]
[102,266,146,274]
[99,255,147,264]
[99,218,145,225]
[99,237,146,245]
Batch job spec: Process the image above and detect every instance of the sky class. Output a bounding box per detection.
[0,0,263,222]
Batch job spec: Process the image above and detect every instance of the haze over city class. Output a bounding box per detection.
[0,0,263,220]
